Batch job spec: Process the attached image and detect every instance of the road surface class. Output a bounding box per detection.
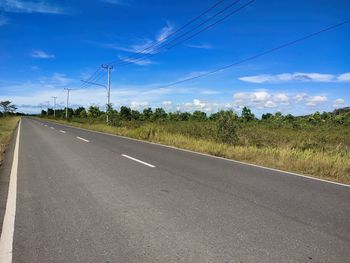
[1,118,349,262]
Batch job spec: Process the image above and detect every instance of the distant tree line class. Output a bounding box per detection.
[41,104,350,125]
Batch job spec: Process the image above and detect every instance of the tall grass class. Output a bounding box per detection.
[45,118,350,184]
[0,117,20,164]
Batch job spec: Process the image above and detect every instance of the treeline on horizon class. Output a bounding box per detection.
[40,105,350,126]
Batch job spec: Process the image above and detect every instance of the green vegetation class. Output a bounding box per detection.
[0,101,20,163]
[0,117,20,164]
[42,105,350,184]
[0,100,17,117]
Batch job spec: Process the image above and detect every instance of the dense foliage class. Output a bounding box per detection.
[41,104,350,130]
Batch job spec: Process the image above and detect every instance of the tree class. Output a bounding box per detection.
[209,112,219,121]
[63,108,74,118]
[179,112,191,121]
[152,108,167,121]
[241,107,255,121]
[262,113,273,120]
[284,114,295,122]
[216,110,238,144]
[131,110,141,120]
[79,109,87,118]
[0,101,17,116]
[142,108,153,120]
[191,111,207,121]
[47,108,54,116]
[87,106,101,118]
[74,107,86,117]
[120,106,132,121]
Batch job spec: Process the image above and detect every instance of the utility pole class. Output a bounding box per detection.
[45,101,50,116]
[101,64,113,123]
[52,96,57,117]
[64,88,73,119]
[39,103,43,116]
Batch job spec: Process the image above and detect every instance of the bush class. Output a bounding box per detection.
[216,110,238,144]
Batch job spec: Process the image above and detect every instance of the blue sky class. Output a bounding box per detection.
[0,0,349,115]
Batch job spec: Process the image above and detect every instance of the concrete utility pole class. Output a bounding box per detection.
[64,88,73,119]
[52,96,57,117]
[101,64,113,123]
[39,103,43,116]
[45,101,50,116]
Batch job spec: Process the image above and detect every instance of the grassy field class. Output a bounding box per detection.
[43,118,350,184]
[0,117,20,164]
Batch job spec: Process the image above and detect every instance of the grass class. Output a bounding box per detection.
[0,117,20,164]
[44,118,350,185]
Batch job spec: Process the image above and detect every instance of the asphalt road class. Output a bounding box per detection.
[1,117,350,262]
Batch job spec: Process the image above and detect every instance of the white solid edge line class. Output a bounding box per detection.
[0,120,21,262]
[50,127,55,129]
[44,124,48,127]
[76,136,89,142]
[43,120,349,188]
[59,130,66,133]
[122,154,156,168]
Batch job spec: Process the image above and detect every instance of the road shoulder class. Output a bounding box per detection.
[0,123,19,234]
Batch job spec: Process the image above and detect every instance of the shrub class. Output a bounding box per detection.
[216,110,238,144]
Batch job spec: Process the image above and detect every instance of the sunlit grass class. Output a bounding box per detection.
[0,117,20,163]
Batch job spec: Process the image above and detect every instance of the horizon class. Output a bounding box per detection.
[1,0,349,116]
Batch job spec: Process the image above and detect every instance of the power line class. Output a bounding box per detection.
[114,0,248,67]
[82,0,228,87]
[80,68,105,89]
[81,0,252,89]
[107,0,228,65]
[164,0,254,52]
[80,67,103,88]
[158,19,350,88]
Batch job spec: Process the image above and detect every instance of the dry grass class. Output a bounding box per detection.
[0,117,20,164]
[46,118,350,185]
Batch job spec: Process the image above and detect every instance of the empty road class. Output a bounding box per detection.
[1,118,349,262]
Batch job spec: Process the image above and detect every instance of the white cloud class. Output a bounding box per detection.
[39,73,72,87]
[31,50,55,59]
[130,101,149,110]
[252,91,271,102]
[186,43,213,49]
[332,98,346,108]
[294,93,307,102]
[264,101,276,108]
[239,72,350,83]
[306,95,328,107]
[118,55,153,66]
[96,23,174,58]
[232,90,330,110]
[1,0,66,14]
[239,75,275,84]
[337,73,350,82]
[101,0,130,5]
[162,100,172,106]
[177,99,232,113]
[200,89,221,95]
[273,93,289,103]
[233,91,272,107]
[156,22,174,43]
